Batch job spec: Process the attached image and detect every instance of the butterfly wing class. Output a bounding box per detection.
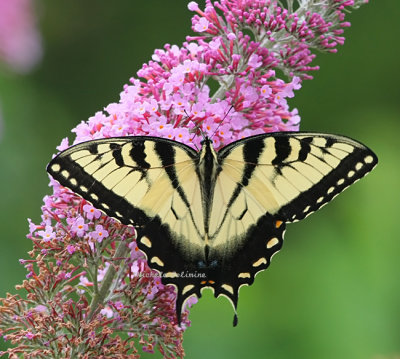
[48,137,199,228]
[47,137,213,321]
[218,132,378,222]
[203,132,377,321]
[47,132,378,326]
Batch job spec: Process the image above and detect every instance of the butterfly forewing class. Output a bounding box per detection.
[217,132,378,223]
[48,137,198,225]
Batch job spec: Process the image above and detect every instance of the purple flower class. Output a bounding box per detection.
[260,85,272,98]
[37,225,55,242]
[79,275,92,288]
[27,218,37,234]
[114,301,124,310]
[194,17,210,32]
[70,216,88,237]
[279,76,302,99]
[91,225,109,243]
[100,306,114,318]
[248,54,262,69]
[83,204,101,220]
[187,1,199,11]
[34,305,47,313]
[25,332,34,340]
[66,245,76,254]
[56,137,70,151]
[97,262,110,282]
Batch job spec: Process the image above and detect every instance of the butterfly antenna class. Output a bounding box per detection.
[210,105,234,140]
[184,109,201,150]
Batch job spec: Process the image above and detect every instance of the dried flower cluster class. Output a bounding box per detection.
[0,191,192,358]
[0,0,368,357]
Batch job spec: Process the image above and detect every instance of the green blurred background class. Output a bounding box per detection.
[0,1,399,358]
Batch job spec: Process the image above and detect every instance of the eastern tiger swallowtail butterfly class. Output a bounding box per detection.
[47,132,377,326]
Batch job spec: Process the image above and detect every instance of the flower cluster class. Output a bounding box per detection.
[0,0,42,73]
[70,0,368,151]
[0,0,368,357]
[0,189,192,358]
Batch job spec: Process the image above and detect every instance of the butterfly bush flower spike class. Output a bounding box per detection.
[0,0,369,357]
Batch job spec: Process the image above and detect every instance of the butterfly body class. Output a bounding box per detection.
[47,132,377,325]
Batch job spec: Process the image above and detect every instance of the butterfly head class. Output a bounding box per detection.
[199,136,213,147]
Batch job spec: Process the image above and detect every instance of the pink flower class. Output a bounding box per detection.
[100,306,114,318]
[216,124,232,139]
[114,301,124,310]
[34,305,47,313]
[27,218,37,235]
[79,275,93,287]
[187,1,199,11]
[184,296,198,312]
[37,225,55,242]
[260,85,272,98]
[227,32,236,41]
[83,204,101,220]
[145,284,159,300]
[70,216,88,237]
[91,225,109,243]
[175,127,191,143]
[56,138,70,152]
[131,259,146,277]
[66,245,76,254]
[186,42,202,55]
[248,54,262,69]
[97,262,110,282]
[25,332,35,340]
[194,17,209,32]
[280,76,302,98]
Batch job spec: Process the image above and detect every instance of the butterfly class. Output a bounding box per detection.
[47,131,378,326]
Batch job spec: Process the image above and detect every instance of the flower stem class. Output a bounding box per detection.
[70,240,130,357]
[211,75,232,101]
[87,240,130,321]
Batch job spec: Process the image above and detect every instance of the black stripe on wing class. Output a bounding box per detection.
[276,141,378,222]
[47,152,151,227]
[211,137,265,238]
[47,137,199,227]
[217,132,378,223]
[154,141,192,211]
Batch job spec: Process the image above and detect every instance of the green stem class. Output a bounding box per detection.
[87,240,130,321]
[70,240,130,358]
[211,75,234,101]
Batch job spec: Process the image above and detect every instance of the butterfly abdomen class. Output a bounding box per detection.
[197,138,222,233]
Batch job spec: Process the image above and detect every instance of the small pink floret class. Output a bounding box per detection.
[187,1,199,11]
